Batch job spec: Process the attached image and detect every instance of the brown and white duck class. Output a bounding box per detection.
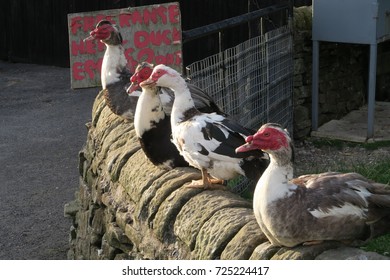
[236,123,390,247]
[85,20,139,120]
[143,64,269,189]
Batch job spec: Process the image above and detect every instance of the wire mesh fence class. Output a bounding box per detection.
[185,22,293,195]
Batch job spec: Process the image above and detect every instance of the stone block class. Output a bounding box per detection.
[221,220,267,260]
[152,180,203,241]
[271,241,342,260]
[175,190,251,250]
[192,208,254,260]
[134,167,196,221]
[249,241,280,260]
[118,150,166,203]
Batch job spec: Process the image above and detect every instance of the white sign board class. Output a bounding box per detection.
[68,2,182,89]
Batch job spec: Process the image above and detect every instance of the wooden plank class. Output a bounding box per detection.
[68,2,182,89]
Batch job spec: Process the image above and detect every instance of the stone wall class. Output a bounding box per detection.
[293,6,367,139]
[64,90,388,260]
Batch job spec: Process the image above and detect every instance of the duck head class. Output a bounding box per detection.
[84,20,123,45]
[127,62,154,94]
[142,64,180,88]
[236,123,293,164]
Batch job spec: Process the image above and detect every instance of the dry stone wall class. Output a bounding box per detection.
[64,90,388,260]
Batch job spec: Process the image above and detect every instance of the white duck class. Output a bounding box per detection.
[143,64,269,189]
[236,123,390,247]
[85,20,139,120]
[127,62,225,169]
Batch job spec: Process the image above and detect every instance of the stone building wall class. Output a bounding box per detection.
[292,6,367,139]
[64,90,388,260]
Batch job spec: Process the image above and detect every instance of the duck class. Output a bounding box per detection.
[235,123,390,247]
[128,62,225,169]
[142,64,269,189]
[85,20,139,120]
[127,62,223,115]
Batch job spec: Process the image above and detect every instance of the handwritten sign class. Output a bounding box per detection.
[67,2,182,89]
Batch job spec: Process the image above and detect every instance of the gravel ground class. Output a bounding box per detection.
[0,61,96,259]
[294,139,390,178]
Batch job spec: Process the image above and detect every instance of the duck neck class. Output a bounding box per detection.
[101,44,127,89]
[256,146,295,204]
[169,77,197,125]
[134,88,165,137]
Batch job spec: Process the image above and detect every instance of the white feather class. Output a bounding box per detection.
[101,45,127,89]
[309,203,366,219]
[134,87,165,137]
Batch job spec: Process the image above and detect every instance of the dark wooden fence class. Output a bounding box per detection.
[0,0,312,67]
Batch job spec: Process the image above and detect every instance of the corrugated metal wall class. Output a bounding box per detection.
[0,0,312,67]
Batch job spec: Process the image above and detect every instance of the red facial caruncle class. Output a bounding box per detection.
[84,24,114,41]
[236,125,288,154]
[251,126,288,151]
[129,67,154,93]
[150,68,168,82]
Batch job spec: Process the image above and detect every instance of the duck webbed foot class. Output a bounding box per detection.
[185,169,226,190]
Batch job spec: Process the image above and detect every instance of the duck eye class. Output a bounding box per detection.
[264,132,270,137]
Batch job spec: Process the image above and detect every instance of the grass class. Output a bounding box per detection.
[345,160,390,185]
[360,234,390,257]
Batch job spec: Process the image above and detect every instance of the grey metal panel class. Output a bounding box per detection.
[377,0,390,42]
[313,0,378,44]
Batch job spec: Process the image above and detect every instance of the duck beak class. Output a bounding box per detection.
[127,82,140,94]
[83,35,94,42]
[236,135,259,153]
[83,27,99,42]
[140,78,156,87]
[235,142,258,153]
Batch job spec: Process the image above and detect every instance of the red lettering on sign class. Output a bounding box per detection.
[155,6,168,24]
[124,48,138,71]
[155,54,167,65]
[72,62,85,80]
[84,59,101,79]
[83,16,96,33]
[165,53,174,65]
[137,48,154,63]
[72,59,103,81]
[119,14,132,27]
[132,10,143,25]
[85,40,97,55]
[134,31,149,49]
[71,17,83,35]
[143,8,158,25]
[168,4,180,24]
[150,30,171,46]
[134,29,178,48]
[71,41,84,56]
[71,39,99,56]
